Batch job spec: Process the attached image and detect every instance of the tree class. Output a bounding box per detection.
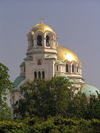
[13,75,100,120]
[14,76,73,118]
[68,91,100,120]
[0,63,13,115]
[67,92,88,119]
[85,95,100,120]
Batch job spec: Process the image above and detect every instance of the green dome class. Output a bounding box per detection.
[13,76,25,88]
[81,84,100,98]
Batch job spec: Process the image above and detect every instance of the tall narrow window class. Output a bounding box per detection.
[24,66,25,72]
[77,67,78,73]
[46,35,50,46]
[37,35,42,46]
[34,71,37,79]
[42,71,45,79]
[72,65,74,72]
[38,71,41,78]
[66,64,68,72]
[57,65,58,71]
[32,39,34,47]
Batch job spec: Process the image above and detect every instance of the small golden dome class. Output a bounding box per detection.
[57,45,80,63]
[31,23,55,34]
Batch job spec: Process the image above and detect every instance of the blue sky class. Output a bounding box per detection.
[0,0,100,89]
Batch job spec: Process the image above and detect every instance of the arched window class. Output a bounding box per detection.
[57,65,58,71]
[37,35,42,46]
[38,71,41,78]
[66,64,68,72]
[34,71,37,79]
[46,35,50,46]
[42,71,45,79]
[72,65,74,72]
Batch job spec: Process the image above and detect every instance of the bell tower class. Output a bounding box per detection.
[26,19,57,56]
[24,19,58,80]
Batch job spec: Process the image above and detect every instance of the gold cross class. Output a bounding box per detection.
[40,17,43,24]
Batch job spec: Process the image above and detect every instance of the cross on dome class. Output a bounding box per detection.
[40,17,43,24]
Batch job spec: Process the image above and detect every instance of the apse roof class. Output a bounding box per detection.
[81,84,100,98]
[13,76,25,88]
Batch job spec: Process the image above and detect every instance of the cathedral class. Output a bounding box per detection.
[11,19,100,110]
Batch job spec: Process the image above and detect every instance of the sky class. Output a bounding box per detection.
[0,0,100,89]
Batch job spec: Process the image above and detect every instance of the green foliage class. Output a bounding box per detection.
[14,76,72,118]
[0,119,24,133]
[13,76,100,120]
[66,92,88,119]
[0,63,13,116]
[1,63,100,132]
[0,116,100,133]
[84,96,100,120]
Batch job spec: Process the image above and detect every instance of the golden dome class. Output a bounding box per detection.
[31,22,55,34]
[57,45,80,63]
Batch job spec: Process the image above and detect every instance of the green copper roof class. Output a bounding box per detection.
[20,62,25,67]
[55,60,64,64]
[24,56,33,60]
[13,76,25,88]
[81,84,100,98]
[69,79,80,83]
[45,55,55,59]
[57,74,69,79]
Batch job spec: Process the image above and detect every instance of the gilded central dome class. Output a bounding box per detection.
[57,45,80,63]
[31,22,55,34]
